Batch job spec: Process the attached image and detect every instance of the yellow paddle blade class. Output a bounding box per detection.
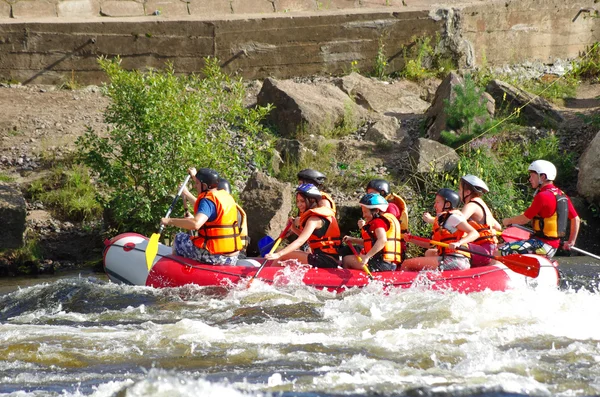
[146,233,160,270]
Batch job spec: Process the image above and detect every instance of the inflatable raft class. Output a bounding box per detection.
[103,233,560,293]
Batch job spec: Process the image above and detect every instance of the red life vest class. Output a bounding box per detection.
[192,189,243,255]
[299,206,341,255]
[360,213,402,264]
[432,210,470,257]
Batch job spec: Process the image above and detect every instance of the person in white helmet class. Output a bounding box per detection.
[458,175,502,266]
[499,160,580,258]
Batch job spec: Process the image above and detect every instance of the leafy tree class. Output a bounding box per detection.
[443,74,491,138]
[77,57,273,234]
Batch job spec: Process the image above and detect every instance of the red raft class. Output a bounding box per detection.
[103,233,560,293]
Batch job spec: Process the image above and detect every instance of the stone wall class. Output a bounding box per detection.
[0,0,598,84]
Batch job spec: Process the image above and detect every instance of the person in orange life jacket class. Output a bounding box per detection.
[458,175,502,266]
[341,193,401,272]
[161,167,243,266]
[364,179,408,260]
[499,160,580,259]
[264,183,341,268]
[401,188,479,271]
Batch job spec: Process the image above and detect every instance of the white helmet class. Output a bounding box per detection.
[461,174,489,193]
[528,160,557,181]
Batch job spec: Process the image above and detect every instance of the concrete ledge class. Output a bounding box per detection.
[0,1,11,18]
[231,0,274,14]
[187,0,231,16]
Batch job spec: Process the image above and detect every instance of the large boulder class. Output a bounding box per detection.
[486,79,564,128]
[407,138,459,174]
[333,72,430,116]
[257,77,366,138]
[240,171,293,256]
[0,182,26,249]
[577,130,600,206]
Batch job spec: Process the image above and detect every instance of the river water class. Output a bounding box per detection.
[1,256,600,397]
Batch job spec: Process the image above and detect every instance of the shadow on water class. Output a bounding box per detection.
[556,256,600,293]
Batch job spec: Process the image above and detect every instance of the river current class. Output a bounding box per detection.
[1,257,599,397]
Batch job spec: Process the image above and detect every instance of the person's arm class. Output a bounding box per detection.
[448,217,479,249]
[342,235,364,245]
[363,227,387,263]
[422,212,435,224]
[502,213,531,227]
[265,216,320,259]
[162,211,208,230]
[460,202,477,221]
[563,215,581,250]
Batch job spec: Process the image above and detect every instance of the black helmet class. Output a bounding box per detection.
[366,179,390,196]
[297,169,326,186]
[196,168,220,188]
[296,183,323,200]
[437,188,460,209]
[217,178,231,194]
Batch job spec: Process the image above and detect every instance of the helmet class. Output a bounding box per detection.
[528,160,557,181]
[217,178,231,194]
[461,174,489,193]
[296,183,323,200]
[195,168,220,188]
[297,169,326,186]
[366,179,390,196]
[359,193,389,211]
[436,188,460,209]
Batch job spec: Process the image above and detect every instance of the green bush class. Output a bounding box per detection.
[443,74,491,140]
[77,57,274,235]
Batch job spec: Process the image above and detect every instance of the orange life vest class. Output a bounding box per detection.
[321,192,337,214]
[299,206,341,255]
[466,199,497,245]
[192,189,243,255]
[432,210,470,258]
[236,204,249,249]
[360,213,402,264]
[386,193,409,233]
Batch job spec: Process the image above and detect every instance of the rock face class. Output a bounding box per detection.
[577,130,600,206]
[408,138,460,174]
[486,79,564,127]
[240,171,293,256]
[0,183,26,249]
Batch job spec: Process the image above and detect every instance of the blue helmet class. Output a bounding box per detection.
[296,183,322,200]
[359,193,389,211]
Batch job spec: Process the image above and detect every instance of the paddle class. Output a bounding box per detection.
[499,226,531,243]
[145,174,192,270]
[346,242,374,280]
[405,234,540,278]
[570,246,600,261]
[248,219,294,285]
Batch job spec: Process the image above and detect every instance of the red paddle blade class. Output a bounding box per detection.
[501,226,531,243]
[496,254,540,278]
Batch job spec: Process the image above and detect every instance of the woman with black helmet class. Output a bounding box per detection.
[160,167,243,265]
[297,169,337,214]
[401,188,479,271]
[458,175,502,266]
[265,183,341,268]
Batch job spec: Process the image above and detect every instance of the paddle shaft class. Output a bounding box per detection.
[346,242,374,279]
[249,219,294,284]
[158,174,192,234]
[571,246,600,261]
